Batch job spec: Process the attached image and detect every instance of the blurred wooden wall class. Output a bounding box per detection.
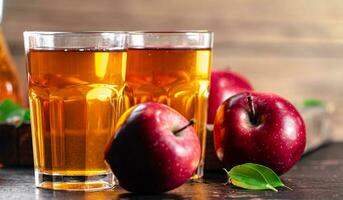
[3,0,343,140]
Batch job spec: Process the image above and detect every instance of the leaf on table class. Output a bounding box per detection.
[0,99,30,127]
[23,109,30,124]
[302,99,325,107]
[224,163,290,192]
[0,99,21,120]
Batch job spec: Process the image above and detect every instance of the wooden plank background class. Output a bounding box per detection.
[2,0,343,140]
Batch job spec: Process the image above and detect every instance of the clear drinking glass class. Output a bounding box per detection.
[24,32,127,191]
[126,31,213,178]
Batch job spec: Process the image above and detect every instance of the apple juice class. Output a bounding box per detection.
[26,48,126,176]
[125,48,212,178]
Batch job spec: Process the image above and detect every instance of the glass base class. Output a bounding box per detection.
[191,161,204,179]
[35,169,117,191]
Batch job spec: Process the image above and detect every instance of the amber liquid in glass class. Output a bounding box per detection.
[0,30,22,104]
[126,48,212,178]
[27,49,126,180]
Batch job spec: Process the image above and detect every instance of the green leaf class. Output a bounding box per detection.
[23,109,31,124]
[0,99,30,127]
[303,99,325,107]
[224,163,290,192]
[0,99,21,120]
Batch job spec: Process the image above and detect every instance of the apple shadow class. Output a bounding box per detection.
[117,193,184,200]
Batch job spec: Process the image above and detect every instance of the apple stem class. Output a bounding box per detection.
[247,95,257,125]
[173,119,195,135]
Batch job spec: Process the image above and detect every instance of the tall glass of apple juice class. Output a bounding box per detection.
[126,31,213,179]
[24,32,127,191]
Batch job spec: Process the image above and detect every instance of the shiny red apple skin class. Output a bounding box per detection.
[208,70,253,124]
[105,102,201,194]
[214,92,306,175]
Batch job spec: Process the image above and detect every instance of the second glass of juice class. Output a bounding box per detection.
[126,31,213,178]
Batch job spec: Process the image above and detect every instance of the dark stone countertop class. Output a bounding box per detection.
[0,143,342,200]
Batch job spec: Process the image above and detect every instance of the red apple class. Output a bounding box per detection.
[208,70,253,124]
[214,92,306,175]
[105,102,201,194]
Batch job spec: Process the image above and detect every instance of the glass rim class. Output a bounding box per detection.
[129,30,213,36]
[23,31,128,37]
[23,31,213,37]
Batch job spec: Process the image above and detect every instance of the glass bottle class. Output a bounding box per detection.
[0,0,22,104]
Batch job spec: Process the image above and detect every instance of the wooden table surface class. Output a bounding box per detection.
[0,143,342,200]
